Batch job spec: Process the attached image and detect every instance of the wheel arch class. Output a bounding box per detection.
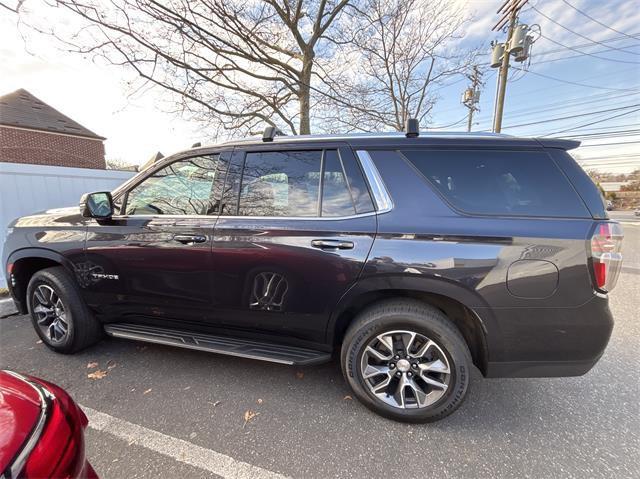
[329,276,494,376]
[7,249,74,314]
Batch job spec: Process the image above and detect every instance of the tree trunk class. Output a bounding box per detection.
[299,55,314,135]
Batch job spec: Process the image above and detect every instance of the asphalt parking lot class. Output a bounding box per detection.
[1,215,639,479]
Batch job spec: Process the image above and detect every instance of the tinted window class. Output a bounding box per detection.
[341,150,375,214]
[219,152,243,216]
[403,150,589,218]
[322,150,356,217]
[239,151,322,217]
[125,155,219,215]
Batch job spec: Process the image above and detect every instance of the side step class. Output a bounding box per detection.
[103,323,331,366]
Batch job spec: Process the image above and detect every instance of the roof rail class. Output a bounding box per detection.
[262,126,285,142]
[405,118,419,138]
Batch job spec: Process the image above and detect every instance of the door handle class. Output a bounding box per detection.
[173,234,207,244]
[311,239,354,250]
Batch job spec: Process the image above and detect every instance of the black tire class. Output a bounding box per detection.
[26,266,102,354]
[341,299,471,423]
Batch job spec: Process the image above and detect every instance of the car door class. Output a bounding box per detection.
[81,150,230,326]
[210,144,377,344]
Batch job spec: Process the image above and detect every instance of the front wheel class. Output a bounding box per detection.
[27,266,102,354]
[341,299,471,423]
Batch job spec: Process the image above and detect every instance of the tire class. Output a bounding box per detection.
[27,266,102,354]
[341,299,471,423]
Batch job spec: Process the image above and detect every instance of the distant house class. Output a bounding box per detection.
[0,89,106,169]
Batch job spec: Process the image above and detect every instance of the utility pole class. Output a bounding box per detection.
[491,0,532,133]
[462,66,482,132]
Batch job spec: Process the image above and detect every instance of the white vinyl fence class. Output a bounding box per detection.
[0,162,136,288]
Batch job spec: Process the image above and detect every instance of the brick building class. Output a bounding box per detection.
[0,89,106,169]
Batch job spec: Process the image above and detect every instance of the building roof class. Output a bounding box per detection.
[0,88,105,140]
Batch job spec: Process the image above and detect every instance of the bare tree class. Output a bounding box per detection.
[318,0,476,132]
[22,0,352,136]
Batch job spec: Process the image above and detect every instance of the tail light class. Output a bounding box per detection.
[21,379,91,478]
[589,222,623,293]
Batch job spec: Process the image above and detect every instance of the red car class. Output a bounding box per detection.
[0,370,96,478]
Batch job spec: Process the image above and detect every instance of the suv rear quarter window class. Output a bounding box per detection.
[402,149,590,218]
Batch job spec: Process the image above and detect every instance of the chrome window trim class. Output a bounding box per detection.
[355,150,393,213]
[2,370,51,479]
[109,211,378,222]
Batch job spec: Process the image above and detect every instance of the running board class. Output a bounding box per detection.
[103,323,331,366]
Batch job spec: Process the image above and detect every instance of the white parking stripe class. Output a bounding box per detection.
[81,405,289,479]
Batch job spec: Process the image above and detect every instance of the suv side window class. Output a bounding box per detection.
[239,150,322,217]
[124,154,219,215]
[229,149,372,218]
[402,149,590,218]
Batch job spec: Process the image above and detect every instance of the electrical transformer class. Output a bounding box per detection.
[514,35,534,62]
[510,24,530,53]
[490,42,505,68]
[462,88,480,105]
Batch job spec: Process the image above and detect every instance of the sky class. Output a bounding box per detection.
[1,0,639,173]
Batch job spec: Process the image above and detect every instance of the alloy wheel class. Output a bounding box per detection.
[360,330,451,409]
[32,284,69,343]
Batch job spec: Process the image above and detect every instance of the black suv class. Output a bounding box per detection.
[3,128,623,422]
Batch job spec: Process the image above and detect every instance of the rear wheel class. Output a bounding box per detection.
[27,266,102,354]
[341,299,471,423]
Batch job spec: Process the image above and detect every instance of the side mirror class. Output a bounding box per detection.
[80,192,114,219]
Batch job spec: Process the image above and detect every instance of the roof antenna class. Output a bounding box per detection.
[191,142,201,148]
[262,126,284,142]
[405,118,419,138]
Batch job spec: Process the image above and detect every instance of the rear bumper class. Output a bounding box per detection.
[482,293,614,378]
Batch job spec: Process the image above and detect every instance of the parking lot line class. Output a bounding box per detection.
[81,405,289,479]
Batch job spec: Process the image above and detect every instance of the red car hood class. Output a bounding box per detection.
[0,371,43,473]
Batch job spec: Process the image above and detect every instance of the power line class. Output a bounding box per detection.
[536,33,640,64]
[560,0,640,41]
[531,5,640,56]
[511,67,638,91]
[535,45,640,65]
[535,33,640,57]
[542,107,640,136]
[538,32,640,55]
[500,103,640,130]
[577,140,640,147]
[475,90,640,123]
[561,128,640,138]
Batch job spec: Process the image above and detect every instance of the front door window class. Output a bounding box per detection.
[124,155,220,215]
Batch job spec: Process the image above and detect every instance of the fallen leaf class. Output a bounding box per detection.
[143,388,152,395]
[106,360,117,370]
[87,362,99,369]
[295,371,304,379]
[257,398,263,405]
[36,340,43,344]
[343,395,352,401]
[243,410,259,427]
[87,370,108,380]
